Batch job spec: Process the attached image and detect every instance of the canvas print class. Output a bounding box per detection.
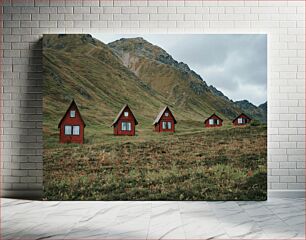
[43,34,267,200]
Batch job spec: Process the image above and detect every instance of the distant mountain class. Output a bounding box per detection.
[208,85,232,102]
[259,102,267,112]
[43,34,266,134]
[235,100,267,123]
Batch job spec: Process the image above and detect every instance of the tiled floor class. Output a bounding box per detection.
[1,198,305,239]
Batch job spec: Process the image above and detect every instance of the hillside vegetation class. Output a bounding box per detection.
[43,34,267,200]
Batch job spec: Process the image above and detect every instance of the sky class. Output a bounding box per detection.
[92,34,267,106]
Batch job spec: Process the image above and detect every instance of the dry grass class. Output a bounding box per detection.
[43,125,267,200]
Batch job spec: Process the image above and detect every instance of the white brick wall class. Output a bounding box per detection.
[1,0,305,198]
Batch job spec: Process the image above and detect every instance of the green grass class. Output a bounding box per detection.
[43,124,267,200]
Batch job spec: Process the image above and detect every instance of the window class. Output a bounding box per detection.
[73,126,80,135]
[209,119,214,125]
[216,119,220,125]
[162,121,167,129]
[238,118,243,124]
[64,125,72,135]
[167,122,171,129]
[165,112,169,117]
[70,110,75,118]
[124,111,129,117]
[121,122,131,131]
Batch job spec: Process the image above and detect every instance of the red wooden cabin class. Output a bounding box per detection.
[153,106,177,133]
[112,104,138,136]
[58,99,86,144]
[232,113,251,126]
[204,113,223,128]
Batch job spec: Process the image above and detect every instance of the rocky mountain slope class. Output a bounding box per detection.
[43,34,266,134]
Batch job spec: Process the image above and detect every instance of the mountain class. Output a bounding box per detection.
[234,100,267,123]
[259,102,267,112]
[43,34,170,128]
[108,37,245,120]
[43,34,266,137]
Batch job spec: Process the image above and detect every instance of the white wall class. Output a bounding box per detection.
[1,0,305,198]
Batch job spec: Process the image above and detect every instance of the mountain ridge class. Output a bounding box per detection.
[43,34,266,135]
[108,37,266,122]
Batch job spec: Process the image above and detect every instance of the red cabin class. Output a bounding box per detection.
[233,113,252,126]
[58,99,86,144]
[112,104,138,136]
[204,113,223,128]
[153,106,177,133]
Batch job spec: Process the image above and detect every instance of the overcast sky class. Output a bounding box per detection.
[92,34,267,106]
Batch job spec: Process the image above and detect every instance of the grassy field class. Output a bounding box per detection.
[43,124,267,201]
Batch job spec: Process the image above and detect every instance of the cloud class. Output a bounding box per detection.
[92,33,267,106]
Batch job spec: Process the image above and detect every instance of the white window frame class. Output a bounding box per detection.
[72,125,80,135]
[70,110,75,118]
[127,122,131,131]
[238,118,243,124]
[124,111,129,117]
[216,119,220,125]
[122,122,127,131]
[209,119,214,125]
[167,122,171,129]
[64,125,72,135]
[162,121,167,129]
[121,122,131,131]
[165,112,169,117]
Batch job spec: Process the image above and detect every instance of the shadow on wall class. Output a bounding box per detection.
[4,38,44,200]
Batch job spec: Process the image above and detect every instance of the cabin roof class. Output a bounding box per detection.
[58,99,86,128]
[111,104,138,126]
[153,106,177,125]
[232,113,251,123]
[204,113,223,123]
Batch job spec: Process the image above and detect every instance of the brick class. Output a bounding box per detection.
[83,0,99,6]
[12,14,31,20]
[65,14,83,20]
[121,7,138,14]
[65,0,82,6]
[130,14,149,21]
[103,6,121,14]
[39,6,57,14]
[74,7,90,13]
[21,6,39,13]
[39,21,57,28]
[177,7,196,14]
[139,7,157,13]
[157,7,176,14]
[148,0,167,6]
[21,21,39,28]
[31,14,49,20]
[74,21,90,28]
[131,0,147,6]
[280,176,296,183]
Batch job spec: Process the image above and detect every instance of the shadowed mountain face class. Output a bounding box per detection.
[43,34,266,130]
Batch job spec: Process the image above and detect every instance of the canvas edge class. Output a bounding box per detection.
[1,190,304,200]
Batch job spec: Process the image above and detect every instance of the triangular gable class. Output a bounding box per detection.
[232,113,251,123]
[204,113,223,124]
[111,104,138,126]
[153,106,177,125]
[58,99,86,128]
